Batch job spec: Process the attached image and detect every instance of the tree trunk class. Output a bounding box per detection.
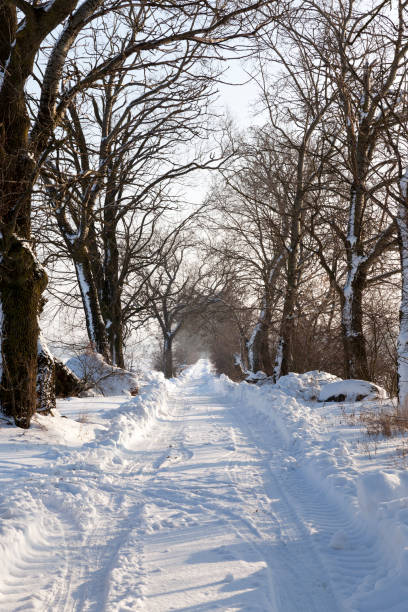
[37,334,56,414]
[163,335,174,379]
[0,6,53,427]
[340,184,370,381]
[397,186,408,412]
[274,274,297,380]
[102,219,124,368]
[73,246,111,362]
[247,304,273,376]
[0,234,48,427]
[340,260,369,380]
[273,157,303,381]
[107,316,125,369]
[55,358,82,397]
[273,243,299,381]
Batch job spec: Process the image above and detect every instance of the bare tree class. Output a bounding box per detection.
[0,0,277,426]
[40,34,219,368]
[289,0,405,380]
[141,233,225,378]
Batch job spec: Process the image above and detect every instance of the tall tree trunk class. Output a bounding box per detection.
[340,258,369,380]
[273,212,300,381]
[73,245,111,362]
[274,265,297,380]
[248,257,282,377]
[341,185,370,380]
[247,303,273,375]
[0,234,48,427]
[37,333,56,414]
[163,335,174,379]
[397,179,408,412]
[102,216,125,368]
[88,221,105,304]
[0,28,47,425]
[105,309,125,369]
[0,3,70,427]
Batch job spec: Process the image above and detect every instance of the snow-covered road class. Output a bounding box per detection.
[133,374,342,612]
[1,361,408,611]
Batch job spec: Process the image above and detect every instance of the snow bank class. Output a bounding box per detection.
[319,379,387,402]
[66,351,139,396]
[0,369,172,607]
[91,370,172,452]
[209,367,408,604]
[276,370,342,400]
[245,370,267,382]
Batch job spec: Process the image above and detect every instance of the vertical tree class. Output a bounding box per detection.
[141,235,221,379]
[293,0,405,379]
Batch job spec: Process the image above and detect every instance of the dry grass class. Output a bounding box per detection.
[360,410,408,439]
[336,400,408,465]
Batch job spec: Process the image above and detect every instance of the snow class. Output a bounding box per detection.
[318,379,387,402]
[1,360,408,610]
[66,351,139,396]
[276,370,342,400]
[245,369,267,381]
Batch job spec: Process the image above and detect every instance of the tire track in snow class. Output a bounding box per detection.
[216,393,343,612]
[134,381,341,611]
[232,392,404,612]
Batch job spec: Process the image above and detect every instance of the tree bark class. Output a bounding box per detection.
[274,261,297,380]
[55,358,82,397]
[340,251,369,380]
[37,334,56,414]
[0,236,48,427]
[0,1,78,426]
[73,246,111,362]
[273,197,302,381]
[397,180,408,412]
[247,304,273,376]
[163,335,174,379]
[102,207,125,368]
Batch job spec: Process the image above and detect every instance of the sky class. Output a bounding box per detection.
[182,58,264,207]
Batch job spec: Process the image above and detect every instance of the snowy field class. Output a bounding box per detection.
[0,360,408,611]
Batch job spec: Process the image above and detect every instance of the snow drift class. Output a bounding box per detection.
[66,351,139,396]
[318,379,387,402]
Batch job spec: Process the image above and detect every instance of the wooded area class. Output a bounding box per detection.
[1,0,408,428]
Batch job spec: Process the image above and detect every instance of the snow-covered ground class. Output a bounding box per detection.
[0,360,407,611]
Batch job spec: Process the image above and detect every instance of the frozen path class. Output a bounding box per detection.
[1,363,402,611]
[132,373,343,612]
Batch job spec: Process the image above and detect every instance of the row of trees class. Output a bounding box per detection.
[0,0,277,427]
[203,0,407,403]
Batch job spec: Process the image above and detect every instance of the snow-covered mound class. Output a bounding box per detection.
[276,371,342,400]
[318,379,387,402]
[245,370,267,382]
[66,351,139,396]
